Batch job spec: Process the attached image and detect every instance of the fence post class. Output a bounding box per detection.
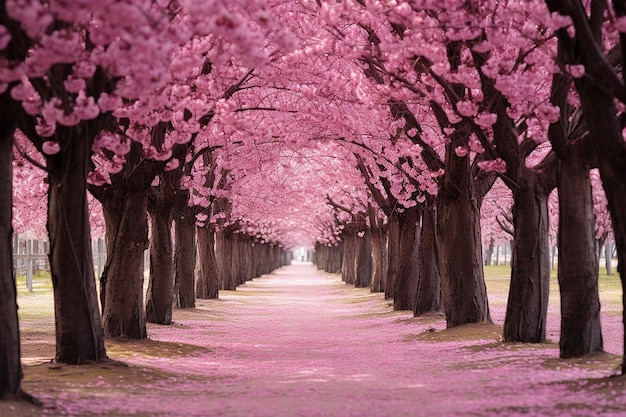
[26,239,33,293]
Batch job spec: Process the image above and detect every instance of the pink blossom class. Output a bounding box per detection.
[97,93,122,112]
[546,12,573,30]
[456,100,477,117]
[455,146,469,157]
[73,91,100,120]
[468,134,485,153]
[87,170,110,186]
[22,95,42,115]
[42,140,61,155]
[73,60,97,78]
[57,112,80,126]
[475,112,497,128]
[10,80,36,101]
[614,16,626,32]
[565,64,585,78]
[471,41,492,53]
[35,119,55,137]
[63,76,86,93]
[41,98,63,124]
[535,103,560,123]
[0,25,11,50]
[477,158,507,174]
[6,0,53,38]
[165,159,180,171]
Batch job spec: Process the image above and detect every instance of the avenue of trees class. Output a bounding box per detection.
[2,0,626,402]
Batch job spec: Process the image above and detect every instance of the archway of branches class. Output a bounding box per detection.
[2,0,626,405]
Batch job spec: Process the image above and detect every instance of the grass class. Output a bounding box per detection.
[484,264,623,299]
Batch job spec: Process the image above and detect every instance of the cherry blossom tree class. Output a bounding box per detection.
[540,0,626,371]
[1,0,182,360]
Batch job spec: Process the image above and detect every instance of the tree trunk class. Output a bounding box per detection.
[333,243,343,274]
[369,212,387,293]
[557,157,603,357]
[485,238,494,266]
[216,229,235,290]
[606,240,613,276]
[46,130,107,363]
[414,202,442,316]
[174,207,196,308]
[354,228,372,288]
[437,153,491,327]
[574,77,625,370]
[341,227,357,285]
[394,206,420,311]
[385,212,401,300]
[230,233,243,286]
[145,209,174,325]
[0,107,22,397]
[101,190,149,339]
[503,174,550,343]
[243,238,255,281]
[196,225,219,299]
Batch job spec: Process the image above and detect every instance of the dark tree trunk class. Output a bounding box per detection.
[503,174,550,343]
[174,206,196,308]
[317,243,342,274]
[572,78,623,367]
[385,212,401,300]
[394,206,420,311]
[100,190,149,339]
[414,202,442,316]
[243,238,254,282]
[606,241,613,276]
[485,238,494,266]
[145,209,174,325]
[557,156,603,357]
[196,225,219,299]
[0,104,22,397]
[146,162,186,323]
[230,233,243,286]
[437,148,491,327]
[354,228,372,288]
[341,227,357,285]
[46,129,107,363]
[333,243,343,274]
[216,229,235,290]
[369,211,387,293]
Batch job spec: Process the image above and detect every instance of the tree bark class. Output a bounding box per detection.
[606,241,613,276]
[385,212,401,300]
[394,206,420,311]
[174,206,196,308]
[570,77,623,365]
[341,226,357,285]
[230,233,243,286]
[145,208,174,324]
[0,102,22,397]
[485,238,494,266]
[100,190,149,339]
[46,128,106,363]
[196,225,220,299]
[503,174,550,343]
[437,148,491,327]
[354,228,372,288]
[369,210,387,293]
[414,202,442,316]
[216,229,235,290]
[557,156,603,357]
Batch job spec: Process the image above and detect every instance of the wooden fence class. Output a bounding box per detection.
[12,235,106,293]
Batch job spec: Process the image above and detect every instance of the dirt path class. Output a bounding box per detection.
[5,263,626,416]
